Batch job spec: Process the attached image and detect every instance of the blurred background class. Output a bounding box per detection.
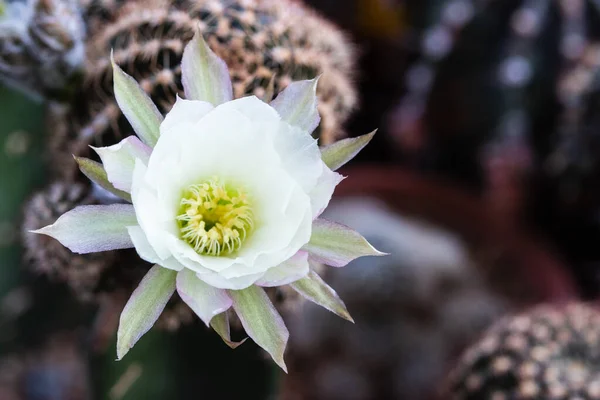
[2,0,600,398]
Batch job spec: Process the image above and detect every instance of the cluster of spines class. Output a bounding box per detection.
[446,303,600,399]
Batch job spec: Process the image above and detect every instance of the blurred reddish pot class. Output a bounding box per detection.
[334,165,578,305]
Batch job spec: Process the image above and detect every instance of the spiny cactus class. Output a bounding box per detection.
[39,0,356,180]
[446,303,600,399]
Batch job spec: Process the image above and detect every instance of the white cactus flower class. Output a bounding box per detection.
[33,30,383,371]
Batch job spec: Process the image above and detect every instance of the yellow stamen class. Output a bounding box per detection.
[176,177,254,256]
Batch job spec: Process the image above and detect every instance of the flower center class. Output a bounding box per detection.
[176,177,254,256]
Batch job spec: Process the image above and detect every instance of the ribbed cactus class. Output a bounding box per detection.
[446,303,600,399]
[27,0,357,181]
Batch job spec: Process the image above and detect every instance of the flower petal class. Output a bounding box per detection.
[160,96,214,135]
[181,29,233,105]
[302,218,387,267]
[222,96,323,194]
[92,136,151,192]
[320,130,377,171]
[130,159,178,260]
[112,53,163,147]
[197,270,266,290]
[290,268,353,322]
[142,99,314,282]
[117,265,176,360]
[210,311,247,349]
[255,251,310,287]
[74,157,132,202]
[176,268,232,326]
[126,226,184,271]
[31,204,137,254]
[228,286,289,372]
[271,78,320,133]
[309,165,344,218]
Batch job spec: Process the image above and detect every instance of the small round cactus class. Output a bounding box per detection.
[446,303,600,400]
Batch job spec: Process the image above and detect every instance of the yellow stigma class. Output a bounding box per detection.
[176,177,254,256]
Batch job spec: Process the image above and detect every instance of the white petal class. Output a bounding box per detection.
[130,159,178,260]
[272,123,323,194]
[320,130,377,171]
[127,226,184,271]
[255,251,310,287]
[32,204,137,254]
[219,95,281,121]
[228,286,289,372]
[181,29,233,105]
[160,96,214,136]
[271,78,321,133]
[196,270,266,290]
[303,218,387,267]
[117,265,176,360]
[176,269,232,326]
[112,54,163,147]
[205,96,324,193]
[290,268,353,322]
[309,164,344,218]
[145,101,313,277]
[92,136,151,192]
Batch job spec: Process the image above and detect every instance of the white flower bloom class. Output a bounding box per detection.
[32,30,384,371]
[130,94,329,291]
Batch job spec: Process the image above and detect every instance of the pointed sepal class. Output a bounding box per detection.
[228,286,289,372]
[31,204,137,253]
[176,269,232,326]
[320,130,377,171]
[181,29,233,105]
[74,156,132,202]
[111,53,163,147]
[91,136,151,193]
[303,218,387,267]
[210,311,247,349]
[117,265,176,360]
[271,78,321,133]
[255,251,310,287]
[291,268,353,322]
